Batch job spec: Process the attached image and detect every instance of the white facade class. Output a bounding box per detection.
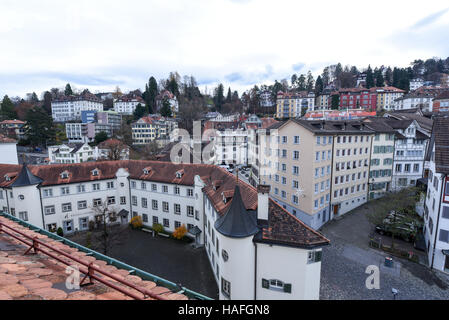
[410,78,424,91]
[391,121,428,190]
[424,144,449,273]
[0,141,18,165]
[211,128,248,166]
[0,161,327,300]
[113,99,145,115]
[52,99,104,122]
[48,143,97,164]
[393,95,434,112]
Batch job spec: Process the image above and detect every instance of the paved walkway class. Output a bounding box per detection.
[319,203,449,300]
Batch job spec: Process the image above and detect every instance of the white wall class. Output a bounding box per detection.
[0,143,18,165]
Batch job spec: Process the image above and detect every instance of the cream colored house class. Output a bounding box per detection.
[362,118,396,199]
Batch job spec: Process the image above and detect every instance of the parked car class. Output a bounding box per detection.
[375,224,416,242]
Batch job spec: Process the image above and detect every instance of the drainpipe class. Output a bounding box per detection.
[127,177,132,222]
[38,185,46,229]
[367,133,374,200]
[254,242,258,300]
[5,188,10,214]
[431,174,446,269]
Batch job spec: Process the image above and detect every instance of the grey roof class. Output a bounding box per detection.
[433,116,449,174]
[362,117,397,133]
[292,119,374,135]
[214,184,259,238]
[10,164,43,187]
[188,225,202,236]
[118,209,129,217]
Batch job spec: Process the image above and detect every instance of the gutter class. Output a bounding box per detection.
[431,174,446,269]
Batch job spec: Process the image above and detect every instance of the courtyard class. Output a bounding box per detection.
[319,199,449,300]
[68,227,219,299]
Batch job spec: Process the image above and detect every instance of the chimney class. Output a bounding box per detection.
[257,185,271,221]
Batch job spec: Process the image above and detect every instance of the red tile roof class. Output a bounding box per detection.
[0,216,187,300]
[0,161,329,248]
[0,134,17,144]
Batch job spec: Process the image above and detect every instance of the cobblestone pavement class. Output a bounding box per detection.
[319,204,449,300]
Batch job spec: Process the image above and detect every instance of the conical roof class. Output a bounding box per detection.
[214,184,259,238]
[10,164,43,187]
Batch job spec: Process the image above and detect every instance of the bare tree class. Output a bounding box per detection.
[90,198,127,255]
[99,139,129,160]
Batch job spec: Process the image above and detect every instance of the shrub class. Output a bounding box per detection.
[88,220,95,231]
[56,227,64,237]
[130,216,143,229]
[172,224,187,240]
[152,223,164,234]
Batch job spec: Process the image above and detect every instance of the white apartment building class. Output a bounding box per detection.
[393,93,435,112]
[387,119,430,190]
[48,143,97,164]
[0,160,329,300]
[52,95,104,122]
[113,95,146,115]
[276,91,316,118]
[210,128,248,166]
[66,122,114,144]
[0,134,18,165]
[424,116,449,274]
[132,116,178,146]
[410,78,424,91]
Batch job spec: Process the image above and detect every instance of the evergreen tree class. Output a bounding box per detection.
[160,99,173,117]
[315,76,324,95]
[133,103,146,120]
[24,107,55,147]
[43,91,52,114]
[94,131,109,145]
[0,95,17,120]
[375,69,385,87]
[297,74,306,91]
[331,94,340,110]
[226,88,232,103]
[213,84,225,111]
[306,71,315,92]
[365,65,374,88]
[64,83,73,96]
[147,77,158,114]
[30,92,39,103]
[291,74,298,88]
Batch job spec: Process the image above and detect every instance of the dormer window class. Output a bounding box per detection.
[60,171,69,179]
[222,192,227,203]
[92,169,99,176]
[143,167,152,175]
[175,170,184,179]
[5,175,11,181]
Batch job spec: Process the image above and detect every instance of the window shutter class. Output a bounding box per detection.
[283,283,292,293]
[262,279,269,289]
[315,251,322,262]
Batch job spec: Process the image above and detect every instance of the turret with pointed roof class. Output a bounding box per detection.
[214,184,259,238]
[10,164,43,187]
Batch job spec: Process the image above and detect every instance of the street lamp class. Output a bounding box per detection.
[392,288,399,300]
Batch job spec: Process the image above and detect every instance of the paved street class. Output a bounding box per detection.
[319,203,449,300]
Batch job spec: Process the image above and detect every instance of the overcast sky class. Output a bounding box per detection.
[0,0,448,98]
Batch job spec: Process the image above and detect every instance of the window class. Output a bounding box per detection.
[175,221,181,229]
[174,204,181,215]
[132,196,137,206]
[308,250,322,264]
[152,184,157,191]
[120,196,126,205]
[153,216,159,225]
[163,185,168,193]
[19,211,28,221]
[152,200,158,210]
[93,199,102,207]
[163,218,170,228]
[131,181,136,189]
[174,186,180,195]
[187,206,194,217]
[163,201,169,212]
[106,182,114,189]
[187,189,194,197]
[77,185,86,193]
[62,203,72,212]
[78,201,87,210]
[92,183,100,191]
[142,214,149,223]
[221,278,231,298]
[439,230,449,243]
[44,205,55,215]
[141,198,148,208]
[61,187,70,195]
[107,196,115,205]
